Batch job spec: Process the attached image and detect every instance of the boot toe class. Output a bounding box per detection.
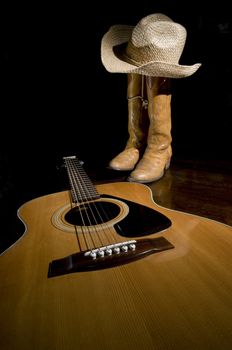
[128,168,165,183]
[127,150,171,183]
[108,148,140,171]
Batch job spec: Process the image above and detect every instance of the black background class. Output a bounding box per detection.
[1,1,232,251]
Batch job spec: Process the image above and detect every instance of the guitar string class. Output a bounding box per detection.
[73,159,130,243]
[73,160,129,247]
[65,159,91,250]
[67,158,112,250]
[71,158,120,248]
[72,159,118,246]
[70,159,114,249]
[68,159,104,250]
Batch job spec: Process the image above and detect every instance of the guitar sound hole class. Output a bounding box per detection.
[65,201,121,226]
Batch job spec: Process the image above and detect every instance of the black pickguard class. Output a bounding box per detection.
[65,194,171,238]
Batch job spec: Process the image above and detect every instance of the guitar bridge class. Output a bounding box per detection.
[84,240,136,259]
[48,237,174,278]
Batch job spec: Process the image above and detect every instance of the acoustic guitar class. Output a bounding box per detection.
[1,156,232,350]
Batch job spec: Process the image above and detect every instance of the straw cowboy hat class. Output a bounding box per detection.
[101,13,201,78]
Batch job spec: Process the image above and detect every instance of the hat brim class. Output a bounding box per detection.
[101,24,201,78]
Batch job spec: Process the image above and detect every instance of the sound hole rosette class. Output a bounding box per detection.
[51,197,129,233]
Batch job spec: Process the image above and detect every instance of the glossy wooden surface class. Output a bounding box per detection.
[1,182,232,350]
[149,159,232,226]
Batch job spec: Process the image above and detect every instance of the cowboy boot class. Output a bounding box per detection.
[128,76,172,183]
[108,73,148,171]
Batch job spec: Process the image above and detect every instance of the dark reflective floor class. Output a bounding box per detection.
[149,158,232,226]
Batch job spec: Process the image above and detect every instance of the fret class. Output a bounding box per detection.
[63,156,101,204]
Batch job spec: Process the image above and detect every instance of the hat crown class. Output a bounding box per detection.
[126,14,187,65]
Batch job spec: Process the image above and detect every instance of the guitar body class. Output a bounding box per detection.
[1,182,232,350]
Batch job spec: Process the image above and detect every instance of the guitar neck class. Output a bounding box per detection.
[63,156,101,204]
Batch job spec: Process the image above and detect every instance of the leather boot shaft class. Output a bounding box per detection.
[128,77,172,183]
[126,73,148,150]
[109,73,148,171]
[145,76,172,151]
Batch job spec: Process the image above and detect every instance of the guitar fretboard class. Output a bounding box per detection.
[64,156,101,204]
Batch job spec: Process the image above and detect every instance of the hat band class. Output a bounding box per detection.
[120,50,142,67]
[114,40,182,67]
[113,42,151,67]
